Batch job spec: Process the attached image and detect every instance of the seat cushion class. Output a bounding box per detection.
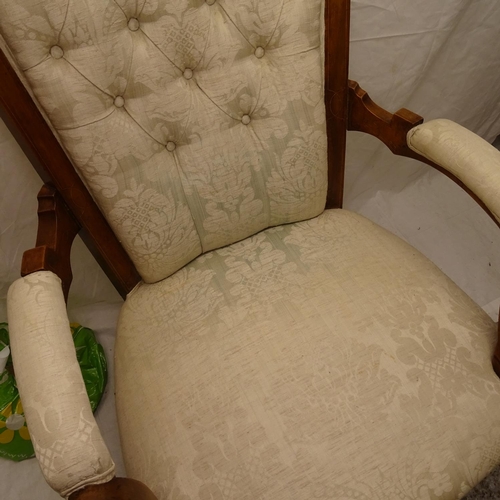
[115,209,500,500]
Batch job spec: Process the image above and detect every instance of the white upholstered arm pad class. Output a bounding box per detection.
[407,119,500,224]
[7,271,114,498]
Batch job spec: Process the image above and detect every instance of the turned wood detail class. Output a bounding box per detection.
[68,477,158,500]
[21,184,80,301]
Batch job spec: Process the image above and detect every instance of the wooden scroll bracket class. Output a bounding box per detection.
[346,80,498,221]
[347,78,500,231]
[348,79,500,378]
[347,80,424,156]
[68,477,158,500]
[21,184,80,301]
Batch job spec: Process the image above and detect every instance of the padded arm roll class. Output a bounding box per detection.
[7,271,115,498]
[407,119,500,223]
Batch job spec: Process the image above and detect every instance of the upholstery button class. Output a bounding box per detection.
[206,0,216,4]
[183,68,193,80]
[166,141,176,152]
[242,115,251,125]
[128,18,140,31]
[114,96,125,108]
[255,47,265,59]
[50,45,64,59]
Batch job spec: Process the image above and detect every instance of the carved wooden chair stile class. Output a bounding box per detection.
[2,1,500,499]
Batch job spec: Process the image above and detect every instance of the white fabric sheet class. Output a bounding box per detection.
[1,1,500,498]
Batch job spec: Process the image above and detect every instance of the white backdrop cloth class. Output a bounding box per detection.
[1,1,500,498]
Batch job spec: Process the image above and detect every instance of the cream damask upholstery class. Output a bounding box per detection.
[4,1,500,500]
[408,119,500,224]
[115,209,500,500]
[7,272,115,498]
[0,0,327,283]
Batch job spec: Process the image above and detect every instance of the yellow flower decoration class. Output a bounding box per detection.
[0,400,30,444]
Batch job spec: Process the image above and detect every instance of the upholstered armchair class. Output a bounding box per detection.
[2,1,500,499]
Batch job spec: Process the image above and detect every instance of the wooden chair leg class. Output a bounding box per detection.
[493,309,500,378]
[68,477,157,500]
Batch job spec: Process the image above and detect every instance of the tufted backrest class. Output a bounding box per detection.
[0,0,327,283]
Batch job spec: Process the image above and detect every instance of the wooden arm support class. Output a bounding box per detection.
[69,477,157,500]
[494,318,500,378]
[347,80,424,155]
[347,79,500,229]
[21,184,80,301]
[347,79,500,378]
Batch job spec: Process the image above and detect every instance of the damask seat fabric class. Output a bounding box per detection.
[0,0,327,283]
[116,209,500,500]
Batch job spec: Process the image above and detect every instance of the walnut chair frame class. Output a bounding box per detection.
[1,0,499,498]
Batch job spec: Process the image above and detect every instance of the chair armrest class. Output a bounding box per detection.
[9,185,158,499]
[348,80,500,230]
[7,271,115,498]
[407,119,500,224]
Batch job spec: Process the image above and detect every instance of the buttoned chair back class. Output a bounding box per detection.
[0,0,340,284]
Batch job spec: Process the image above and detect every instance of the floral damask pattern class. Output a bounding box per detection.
[216,232,307,316]
[267,125,328,223]
[178,141,268,251]
[0,0,328,283]
[117,210,500,500]
[109,179,200,276]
